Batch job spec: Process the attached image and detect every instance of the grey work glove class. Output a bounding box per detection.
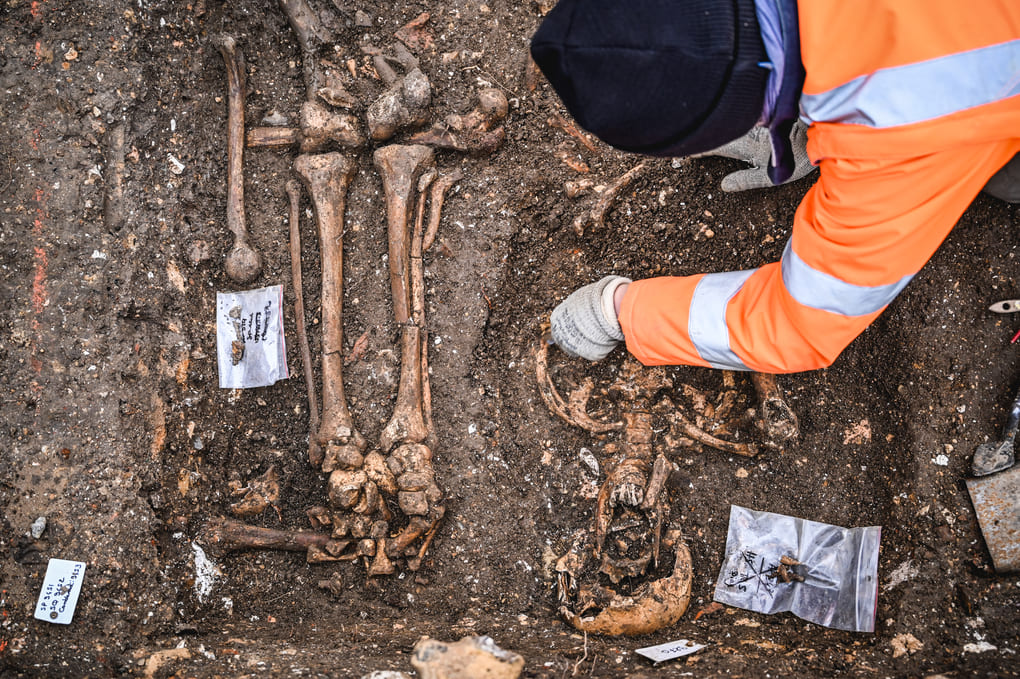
[550,276,631,361]
[696,121,816,192]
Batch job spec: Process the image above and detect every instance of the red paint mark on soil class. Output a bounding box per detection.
[28,185,50,377]
[32,246,49,315]
[31,1,43,19]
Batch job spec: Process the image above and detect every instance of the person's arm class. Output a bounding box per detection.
[619,140,1019,373]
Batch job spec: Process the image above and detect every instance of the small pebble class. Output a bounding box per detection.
[30,516,47,539]
[262,110,289,126]
[354,10,372,27]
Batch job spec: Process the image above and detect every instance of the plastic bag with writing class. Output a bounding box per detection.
[713,505,880,632]
[216,285,288,389]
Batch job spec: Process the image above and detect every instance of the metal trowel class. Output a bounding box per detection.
[971,386,1019,476]
[966,386,1020,573]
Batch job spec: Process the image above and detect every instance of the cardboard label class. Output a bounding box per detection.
[34,559,86,625]
[635,639,706,663]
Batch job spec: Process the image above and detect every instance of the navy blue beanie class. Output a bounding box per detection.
[530,0,768,157]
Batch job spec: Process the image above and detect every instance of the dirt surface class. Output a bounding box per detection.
[1,1,1018,677]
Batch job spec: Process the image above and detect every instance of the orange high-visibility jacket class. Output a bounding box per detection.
[618,0,1020,373]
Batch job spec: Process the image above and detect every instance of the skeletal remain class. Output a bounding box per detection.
[750,372,800,449]
[247,100,364,152]
[278,0,334,99]
[778,555,806,583]
[409,88,509,155]
[564,177,595,198]
[413,170,437,442]
[366,68,432,142]
[215,35,263,285]
[535,331,624,434]
[292,153,366,469]
[548,113,600,155]
[536,335,755,458]
[668,404,758,458]
[200,516,335,559]
[229,465,281,518]
[278,0,333,54]
[594,362,672,555]
[572,162,649,236]
[316,77,358,110]
[557,529,693,636]
[374,144,435,451]
[287,180,321,466]
[374,144,445,567]
[422,169,463,252]
[379,312,425,452]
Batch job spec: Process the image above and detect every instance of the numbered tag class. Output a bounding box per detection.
[635,639,706,664]
[34,559,86,625]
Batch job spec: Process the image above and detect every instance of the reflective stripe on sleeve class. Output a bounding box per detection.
[689,269,755,370]
[801,38,1020,127]
[781,241,913,316]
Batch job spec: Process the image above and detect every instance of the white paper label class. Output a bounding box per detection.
[34,559,86,625]
[635,639,706,663]
[216,285,288,389]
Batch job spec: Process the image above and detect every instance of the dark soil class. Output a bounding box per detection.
[1,1,1018,677]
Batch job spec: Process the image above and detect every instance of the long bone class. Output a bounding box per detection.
[374,145,445,568]
[373,144,435,453]
[286,179,321,466]
[247,100,364,152]
[215,35,263,285]
[293,153,366,471]
[200,516,333,557]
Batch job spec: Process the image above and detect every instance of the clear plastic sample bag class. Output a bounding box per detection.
[713,505,881,632]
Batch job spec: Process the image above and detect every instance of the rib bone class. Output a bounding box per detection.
[293,153,366,465]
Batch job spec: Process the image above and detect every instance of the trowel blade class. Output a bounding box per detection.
[966,465,1020,573]
[972,440,1015,476]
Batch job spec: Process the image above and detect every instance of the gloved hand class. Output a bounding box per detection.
[695,121,816,192]
[550,275,631,361]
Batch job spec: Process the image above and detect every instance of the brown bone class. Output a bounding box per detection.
[750,372,800,449]
[287,179,321,466]
[247,100,364,152]
[373,144,435,452]
[278,0,332,53]
[200,516,330,555]
[562,529,693,636]
[277,0,334,99]
[293,153,366,463]
[214,35,263,285]
[422,168,463,252]
[409,88,509,155]
[367,69,432,142]
[573,161,649,236]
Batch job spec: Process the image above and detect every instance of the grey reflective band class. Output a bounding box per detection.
[781,241,913,316]
[689,270,755,370]
[801,38,1020,127]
